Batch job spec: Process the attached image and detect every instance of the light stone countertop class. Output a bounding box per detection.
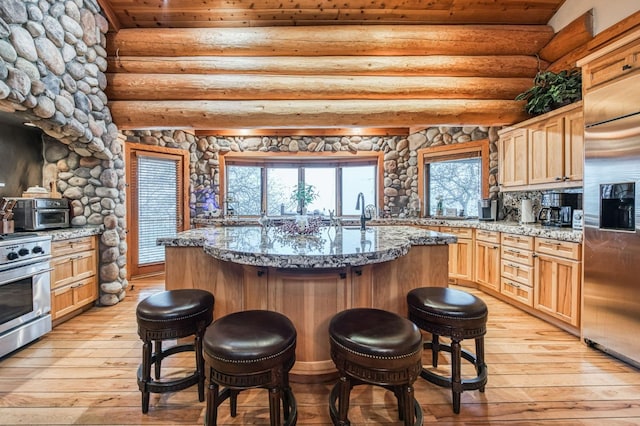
[33,226,103,241]
[158,225,456,268]
[192,217,583,243]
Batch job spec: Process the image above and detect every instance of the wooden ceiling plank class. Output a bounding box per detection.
[538,10,593,63]
[109,99,529,129]
[105,73,532,101]
[106,25,554,57]
[107,55,544,77]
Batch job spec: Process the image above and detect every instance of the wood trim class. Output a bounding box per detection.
[538,10,593,63]
[124,142,190,278]
[195,128,410,137]
[95,0,121,32]
[417,139,490,210]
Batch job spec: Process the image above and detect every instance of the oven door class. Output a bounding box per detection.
[0,261,52,335]
[34,208,69,230]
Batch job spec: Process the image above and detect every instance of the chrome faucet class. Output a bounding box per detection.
[355,192,371,231]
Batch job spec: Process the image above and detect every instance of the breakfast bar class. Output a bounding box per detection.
[159,225,455,381]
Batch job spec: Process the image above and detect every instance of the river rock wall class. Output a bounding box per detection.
[0,0,126,306]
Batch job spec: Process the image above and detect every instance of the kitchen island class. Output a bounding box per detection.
[158,225,455,381]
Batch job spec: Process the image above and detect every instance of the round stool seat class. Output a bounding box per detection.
[408,287,487,337]
[137,289,215,336]
[329,308,423,426]
[204,310,296,374]
[330,308,423,368]
[203,310,298,426]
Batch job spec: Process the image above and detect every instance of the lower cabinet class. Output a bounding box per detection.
[500,234,535,307]
[440,226,474,283]
[50,236,98,324]
[533,238,582,327]
[474,230,500,291]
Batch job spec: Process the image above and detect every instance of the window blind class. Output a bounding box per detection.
[137,155,178,265]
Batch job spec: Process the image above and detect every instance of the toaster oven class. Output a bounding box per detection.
[12,198,70,231]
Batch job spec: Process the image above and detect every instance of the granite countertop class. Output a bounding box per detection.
[193,217,583,243]
[33,226,103,241]
[158,225,456,268]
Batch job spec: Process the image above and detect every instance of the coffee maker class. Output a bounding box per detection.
[538,192,581,227]
[478,198,501,221]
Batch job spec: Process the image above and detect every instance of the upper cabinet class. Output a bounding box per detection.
[498,101,583,191]
[581,37,640,91]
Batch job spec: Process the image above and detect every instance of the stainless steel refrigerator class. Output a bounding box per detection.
[582,72,640,368]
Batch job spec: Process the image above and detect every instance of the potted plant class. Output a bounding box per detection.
[290,183,318,214]
[515,69,582,115]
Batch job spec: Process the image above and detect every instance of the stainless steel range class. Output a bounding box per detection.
[0,233,52,358]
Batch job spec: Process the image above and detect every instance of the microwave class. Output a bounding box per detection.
[12,198,70,230]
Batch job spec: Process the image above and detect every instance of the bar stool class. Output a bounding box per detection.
[203,310,298,426]
[329,308,424,426]
[136,289,214,413]
[407,287,488,414]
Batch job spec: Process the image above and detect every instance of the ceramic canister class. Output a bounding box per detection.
[521,199,535,223]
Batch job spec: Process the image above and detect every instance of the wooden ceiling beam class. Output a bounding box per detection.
[107,55,545,78]
[106,25,554,57]
[96,0,121,32]
[538,10,593,63]
[105,74,532,101]
[109,99,529,130]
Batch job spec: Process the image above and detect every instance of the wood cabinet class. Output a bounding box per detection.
[498,128,528,188]
[50,236,98,323]
[534,237,582,327]
[498,102,583,191]
[474,230,500,291]
[500,234,534,307]
[440,226,474,283]
[581,36,640,90]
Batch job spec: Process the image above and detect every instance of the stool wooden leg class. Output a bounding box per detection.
[451,339,462,415]
[230,389,239,417]
[283,372,291,420]
[432,334,440,367]
[476,337,486,393]
[141,340,152,414]
[268,387,282,426]
[337,376,352,425]
[402,385,415,426]
[205,379,219,426]
[195,333,205,402]
[153,340,162,380]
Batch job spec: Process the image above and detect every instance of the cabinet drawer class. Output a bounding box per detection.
[535,238,581,260]
[51,277,97,320]
[440,227,473,239]
[501,260,534,286]
[501,233,534,250]
[50,250,97,290]
[501,246,534,266]
[475,229,500,244]
[584,38,640,89]
[501,278,534,307]
[51,236,96,257]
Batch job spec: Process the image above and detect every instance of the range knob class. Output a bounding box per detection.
[32,246,43,254]
[7,252,19,261]
[18,248,30,256]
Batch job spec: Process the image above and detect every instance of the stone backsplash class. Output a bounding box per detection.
[0,0,127,306]
[122,126,500,220]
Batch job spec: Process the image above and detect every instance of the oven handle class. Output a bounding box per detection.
[0,267,54,286]
[35,208,68,214]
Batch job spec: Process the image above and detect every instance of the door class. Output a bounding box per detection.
[126,144,189,278]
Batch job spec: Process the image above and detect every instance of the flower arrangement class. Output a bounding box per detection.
[290,183,318,213]
[277,216,323,236]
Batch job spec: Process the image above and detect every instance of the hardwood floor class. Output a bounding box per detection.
[1,275,639,425]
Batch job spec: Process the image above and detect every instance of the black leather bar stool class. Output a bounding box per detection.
[203,310,298,426]
[407,287,488,414]
[136,289,214,413]
[329,308,424,426]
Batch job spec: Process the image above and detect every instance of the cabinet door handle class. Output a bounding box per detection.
[555,176,563,181]
[492,246,499,249]
[622,64,632,71]
[339,272,347,279]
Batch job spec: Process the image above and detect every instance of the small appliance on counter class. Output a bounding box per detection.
[478,198,501,221]
[572,209,583,230]
[538,192,581,227]
[11,198,70,231]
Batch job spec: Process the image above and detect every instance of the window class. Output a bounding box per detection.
[222,154,380,217]
[418,140,489,218]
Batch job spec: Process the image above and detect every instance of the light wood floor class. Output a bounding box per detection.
[1,275,639,425]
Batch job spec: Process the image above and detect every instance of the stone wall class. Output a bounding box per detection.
[0,0,127,306]
[123,126,499,218]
